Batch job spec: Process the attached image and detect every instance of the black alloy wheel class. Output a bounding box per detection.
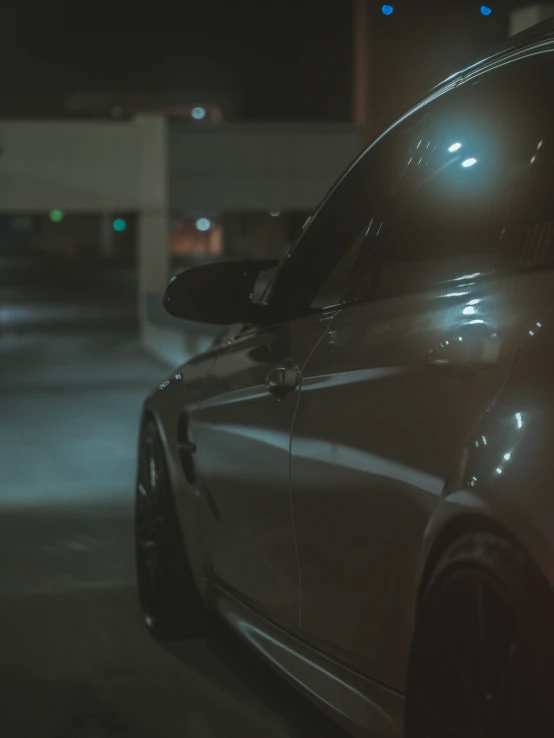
[135,420,209,640]
[405,532,554,738]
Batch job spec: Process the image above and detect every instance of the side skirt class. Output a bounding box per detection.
[212,582,404,738]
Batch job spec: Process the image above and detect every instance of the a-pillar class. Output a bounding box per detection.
[134,115,170,346]
[510,4,554,35]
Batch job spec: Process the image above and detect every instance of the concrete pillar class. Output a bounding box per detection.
[353,0,371,145]
[99,213,114,258]
[353,0,368,126]
[510,4,554,35]
[134,116,169,341]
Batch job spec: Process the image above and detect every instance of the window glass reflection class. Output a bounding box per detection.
[352,55,554,303]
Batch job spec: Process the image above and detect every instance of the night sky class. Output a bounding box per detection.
[1,1,517,121]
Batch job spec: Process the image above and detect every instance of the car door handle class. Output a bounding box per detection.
[177,441,196,454]
[265,366,301,399]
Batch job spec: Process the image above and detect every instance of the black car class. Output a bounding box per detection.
[136,20,554,737]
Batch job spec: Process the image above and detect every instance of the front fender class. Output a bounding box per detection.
[139,351,219,584]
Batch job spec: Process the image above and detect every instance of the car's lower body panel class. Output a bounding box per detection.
[211,583,405,738]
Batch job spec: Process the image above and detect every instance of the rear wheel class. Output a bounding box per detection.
[135,420,210,640]
[405,532,554,737]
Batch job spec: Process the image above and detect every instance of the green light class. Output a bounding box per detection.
[111,105,123,118]
[113,218,127,232]
[49,209,64,223]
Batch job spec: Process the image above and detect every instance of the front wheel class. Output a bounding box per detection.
[405,532,554,737]
[135,420,211,640]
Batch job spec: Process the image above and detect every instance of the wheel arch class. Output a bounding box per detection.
[140,405,168,446]
[139,401,209,588]
[405,514,554,736]
[416,356,554,616]
[416,512,519,611]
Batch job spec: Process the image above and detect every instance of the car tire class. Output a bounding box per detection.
[405,531,554,737]
[135,419,211,641]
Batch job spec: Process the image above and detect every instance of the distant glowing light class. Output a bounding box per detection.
[458,337,463,342]
[49,209,64,223]
[462,157,478,168]
[530,156,536,164]
[468,299,479,305]
[192,106,207,120]
[196,217,211,232]
[444,291,469,297]
[516,412,523,429]
[504,452,511,461]
[269,211,281,217]
[448,142,462,152]
[113,218,127,232]
[480,5,492,16]
[536,322,542,328]
[529,330,535,336]
[468,319,485,325]
[463,305,476,315]
[538,140,543,149]
[482,436,487,445]
[381,4,394,15]
[496,467,503,475]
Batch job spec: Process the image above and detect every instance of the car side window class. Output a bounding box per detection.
[493,58,554,272]
[309,114,432,306]
[353,53,554,303]
[264,53,554,325]
[263,126,399,323]
[307,225,372,310]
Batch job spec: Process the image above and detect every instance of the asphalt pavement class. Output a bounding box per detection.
[0,257,137,334]
[0,284,346,737]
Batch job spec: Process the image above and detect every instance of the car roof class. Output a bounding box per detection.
[429,17,554,94]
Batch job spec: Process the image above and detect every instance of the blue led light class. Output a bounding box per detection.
[381,5,394,16]
[480,5,492,16]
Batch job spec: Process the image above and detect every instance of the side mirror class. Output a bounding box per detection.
[163,259,279,325]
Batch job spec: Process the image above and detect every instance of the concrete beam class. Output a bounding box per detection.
[0,121,139,212]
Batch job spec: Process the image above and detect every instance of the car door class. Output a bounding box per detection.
[191,314,332,628]
[290,53,554,691]
[189,156,381,628]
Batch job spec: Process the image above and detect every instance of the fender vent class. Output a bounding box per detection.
[177,414,197,485]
